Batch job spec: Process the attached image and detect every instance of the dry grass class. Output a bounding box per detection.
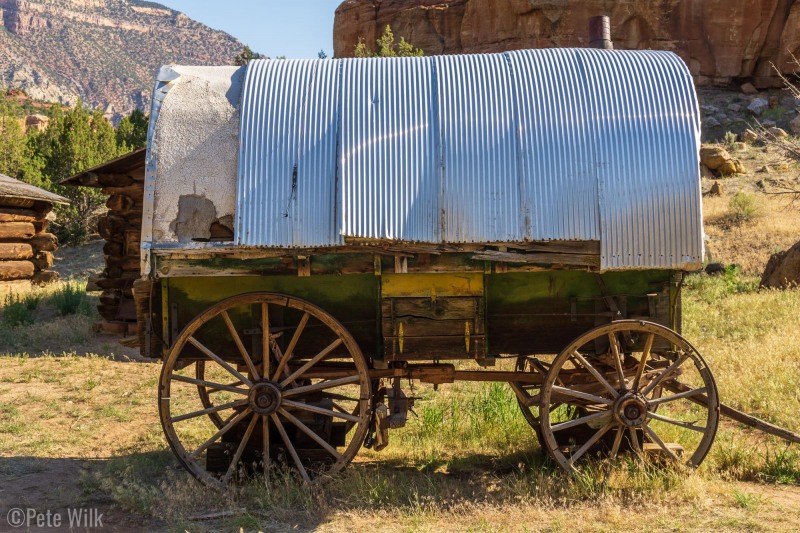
[703,143,800,275]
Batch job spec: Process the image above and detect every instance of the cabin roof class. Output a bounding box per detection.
[0,174,68,205]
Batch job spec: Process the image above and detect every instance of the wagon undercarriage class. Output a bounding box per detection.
[156,283,720,487]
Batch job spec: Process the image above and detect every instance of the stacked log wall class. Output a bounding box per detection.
[86,167,144,335]
[0,197,60,284]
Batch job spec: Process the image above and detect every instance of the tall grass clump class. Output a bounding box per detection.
[2,291,41,327]
[728,190,765,224]
[49,282,92,316]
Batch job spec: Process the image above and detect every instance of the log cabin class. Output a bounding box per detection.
[62,149,145,336]
[0,174,67,286]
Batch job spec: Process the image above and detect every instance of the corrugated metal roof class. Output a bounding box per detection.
[233,48,702,270]
[0,174,68,204]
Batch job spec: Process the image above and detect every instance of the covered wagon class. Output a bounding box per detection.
[139,48,718,485]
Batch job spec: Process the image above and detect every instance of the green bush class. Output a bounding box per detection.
[683,264,759,303]
[2,292,39,327]
[723,131,737,151]
[729,191,765,223]
[50,283,92,316]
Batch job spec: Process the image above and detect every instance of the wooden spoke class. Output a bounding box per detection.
[280,338,343,387]
[271,413,310,483]
[568,422,613,465]
[641,353,690,397]
[282,398,361,423]
[170,400,247,423]
[206,380,244,394]
[631,333,655,391]
[261,415,270,478]
[222,414,259,484]
[272,312,310,381]
[648,387,707,406]
[571,351,620,399]
[609,426,624,459]
[629,427,642,454]
[643,425,679,461]
[551,385,615,406]
[608,332,626,391]
[647,412,706,432]
[261,303,270,379]
[279,408,343,460]
[188,336,254,387]
[171,374,249,396]
[221,310,260,381]
[189,408,253,460]
[282,375,362,398]
[551,410,611,433]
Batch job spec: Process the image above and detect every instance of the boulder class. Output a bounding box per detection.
[740,128,759,143]
[790,115,800,135]
[727,103,742,113]
[700,146,746,175]
[740,83,759,95]
[761,241,800,289]
[768,127,789,138]
[747,98,769,116]
[704,116,721,128]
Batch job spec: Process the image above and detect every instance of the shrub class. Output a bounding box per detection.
[2,292,38,327]
[723,131,737,151]
[50,283,92,316]
[729,191,765,223]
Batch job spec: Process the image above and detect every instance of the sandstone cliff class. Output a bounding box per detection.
[0,0,242,114]
[333,0,800,88]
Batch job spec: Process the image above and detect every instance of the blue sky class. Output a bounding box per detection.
[157,1,343,58]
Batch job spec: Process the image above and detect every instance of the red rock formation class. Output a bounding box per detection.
[333,0,800,87]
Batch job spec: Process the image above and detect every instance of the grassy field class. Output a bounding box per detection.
[0,273,799,532]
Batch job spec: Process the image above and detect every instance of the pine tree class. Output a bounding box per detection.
[116,108,149,151]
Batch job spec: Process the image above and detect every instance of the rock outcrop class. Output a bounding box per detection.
[0,0,242,114]
[761,241,800,288]
[333,0,800,88]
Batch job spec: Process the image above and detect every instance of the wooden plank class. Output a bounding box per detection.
[472,249,600,267]
[383,317,482,337]
[0,222,35,239]
[382,273,484,298]
[0,260,35,280]
[384,335,485,360]
[0,243,33,260]
[382,296,480,320]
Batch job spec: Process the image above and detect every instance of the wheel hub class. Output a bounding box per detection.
[613,393,648,427]
[249,381,282,415]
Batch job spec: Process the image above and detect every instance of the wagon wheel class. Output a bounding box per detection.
[539,320,719,473]
[159,293,372,487]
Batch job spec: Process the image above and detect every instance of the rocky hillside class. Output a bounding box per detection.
[0,0,242,115]
[334,0,800,88]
